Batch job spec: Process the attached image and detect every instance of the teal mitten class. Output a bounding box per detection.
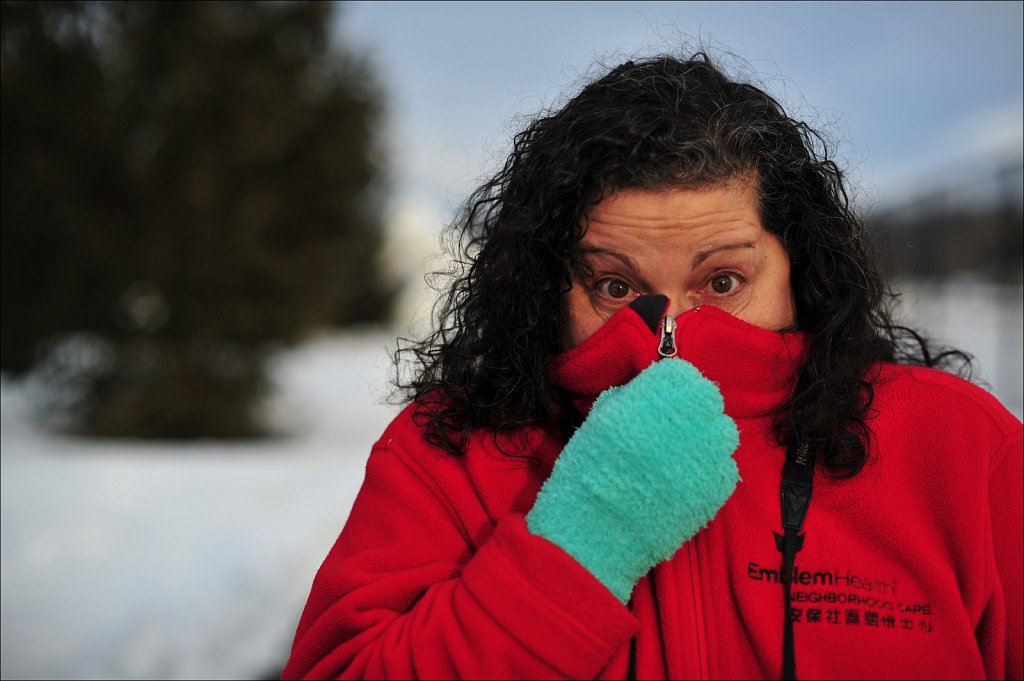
[526,358,740,603]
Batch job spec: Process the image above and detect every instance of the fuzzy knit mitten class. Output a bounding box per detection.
[526,358,740,603]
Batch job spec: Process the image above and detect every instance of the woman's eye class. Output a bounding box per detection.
[709,273,740,294]
[596,278,634,300]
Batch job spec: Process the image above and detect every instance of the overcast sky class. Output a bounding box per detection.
[331,1,1023,319]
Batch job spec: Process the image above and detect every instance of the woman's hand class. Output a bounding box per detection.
[527,358,740,602]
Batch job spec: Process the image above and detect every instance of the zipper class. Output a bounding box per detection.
[686,539,710,679]
[658,314,677,357]
[665,539,710,679]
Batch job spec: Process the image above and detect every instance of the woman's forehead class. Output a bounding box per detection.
[580,184,765,249]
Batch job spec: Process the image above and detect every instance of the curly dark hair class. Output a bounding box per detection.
[395,52,969,477]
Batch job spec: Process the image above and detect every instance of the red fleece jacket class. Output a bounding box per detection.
[284,305,1023,680]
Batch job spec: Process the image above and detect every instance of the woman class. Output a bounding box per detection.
[283,54,1022,680]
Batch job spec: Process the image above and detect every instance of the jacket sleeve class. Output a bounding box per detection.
[282,439,638,680]
[986,424,1023,680]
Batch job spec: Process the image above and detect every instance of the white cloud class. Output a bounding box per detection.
[872,103,1023,208]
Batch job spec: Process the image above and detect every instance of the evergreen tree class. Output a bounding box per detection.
[1,1,390,437]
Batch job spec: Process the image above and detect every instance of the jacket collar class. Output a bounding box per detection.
[549,296,806,419]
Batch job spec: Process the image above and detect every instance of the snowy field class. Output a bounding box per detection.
[1,331,400,680]
[1,281,1021,680]
[890,278,1023,416]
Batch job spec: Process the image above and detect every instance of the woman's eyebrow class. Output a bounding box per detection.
[692,243,755,269]
[579,246,640,271]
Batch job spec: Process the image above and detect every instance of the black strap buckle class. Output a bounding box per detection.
[782,479,812,531]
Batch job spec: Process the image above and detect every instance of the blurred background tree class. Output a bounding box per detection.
[867,160,1023,284]
[1,0,391,438]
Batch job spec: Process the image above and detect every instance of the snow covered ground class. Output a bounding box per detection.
[1,331,400,680]
[1,281,1021,680]
[890,278,1023,416]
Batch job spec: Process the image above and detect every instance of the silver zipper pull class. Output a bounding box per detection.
[658,315,677,358]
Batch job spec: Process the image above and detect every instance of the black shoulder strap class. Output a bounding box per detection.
[775,440,814,681]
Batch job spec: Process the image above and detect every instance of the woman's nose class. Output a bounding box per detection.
[664,294,696,320]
